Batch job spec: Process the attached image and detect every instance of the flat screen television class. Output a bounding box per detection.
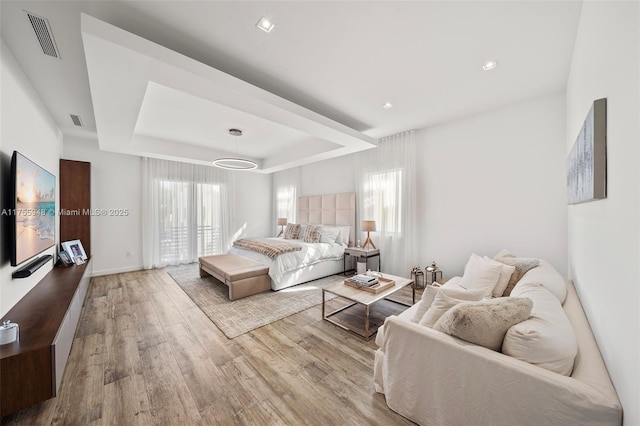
[11,151,56,266]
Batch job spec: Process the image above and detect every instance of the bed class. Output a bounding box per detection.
[229,192,356,291]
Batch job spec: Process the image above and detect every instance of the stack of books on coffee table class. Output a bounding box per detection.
[347,274,379,287]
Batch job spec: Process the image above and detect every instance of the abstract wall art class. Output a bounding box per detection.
[567,98,607,205]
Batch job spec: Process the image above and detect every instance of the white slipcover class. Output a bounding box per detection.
[374,277,622,425]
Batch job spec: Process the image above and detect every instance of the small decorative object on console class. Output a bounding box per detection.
[58,251,73,266]
[0,320,19,345]
[425,261,443,285]
[411,266,426,289]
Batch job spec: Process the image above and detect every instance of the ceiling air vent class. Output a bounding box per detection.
[70,114,83,127]
[24,11,60,59]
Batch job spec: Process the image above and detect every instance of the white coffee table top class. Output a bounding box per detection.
[325,273,413,306]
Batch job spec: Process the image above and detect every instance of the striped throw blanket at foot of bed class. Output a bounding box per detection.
[233,238,302,258]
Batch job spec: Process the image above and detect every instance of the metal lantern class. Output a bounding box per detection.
[425,261,443,285]
[411,266,425,289]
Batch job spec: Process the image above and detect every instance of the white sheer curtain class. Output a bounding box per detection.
[142,158,234,268]
[272,167,301,234]
[355,130,417,276]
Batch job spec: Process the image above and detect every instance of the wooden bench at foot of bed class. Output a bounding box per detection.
[198,254,271,301]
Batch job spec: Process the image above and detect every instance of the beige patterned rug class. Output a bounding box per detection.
[167,264,341,339]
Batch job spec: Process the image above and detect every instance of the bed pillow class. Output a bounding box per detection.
[419,286,485,328]
[283,223,301,240]
[302,224,323,243]
[503,282,577,375]
[493,249,540,296]
[459,253,503,298]
[433,297,533,351]
[320,226,341,244]
[336,226,351,246]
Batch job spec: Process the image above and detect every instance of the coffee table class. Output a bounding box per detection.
[322,273,414,340]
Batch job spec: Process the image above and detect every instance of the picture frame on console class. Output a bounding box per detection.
[58,251,73,267]
[61,239,87,262]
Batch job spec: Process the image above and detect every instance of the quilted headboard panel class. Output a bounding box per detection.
[298,192,356,246]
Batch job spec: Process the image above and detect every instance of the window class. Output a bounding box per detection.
[276,185,297,224]
[158,180,222,264]
[363,169,403,234]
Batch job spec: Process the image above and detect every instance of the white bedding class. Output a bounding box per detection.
[229,237,345,288]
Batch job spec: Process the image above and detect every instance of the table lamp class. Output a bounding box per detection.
[277,218,287,237]
[361,220,377,249]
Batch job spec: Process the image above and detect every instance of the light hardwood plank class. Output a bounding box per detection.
[2,267,414,425]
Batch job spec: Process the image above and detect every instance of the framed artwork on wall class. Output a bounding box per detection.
[567,98,607,205]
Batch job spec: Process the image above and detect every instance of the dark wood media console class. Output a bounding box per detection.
[0,259,92,417]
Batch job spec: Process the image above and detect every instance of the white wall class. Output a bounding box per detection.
[62,137,143,276]
[232,171,272,239]
[0,40,62,317]
[566,2,639,424]
[300,154,355,195]
[417,93,568,278]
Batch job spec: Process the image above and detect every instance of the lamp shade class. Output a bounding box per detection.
[361,220,376,232]
[277,218,288,226]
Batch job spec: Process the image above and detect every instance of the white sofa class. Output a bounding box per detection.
[373,261,622,425]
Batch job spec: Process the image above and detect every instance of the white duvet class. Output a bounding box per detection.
[228,237,345,284]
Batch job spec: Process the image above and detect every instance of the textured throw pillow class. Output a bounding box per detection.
[459,253,503,298]
[419,286,485,328]
[433,297,533,351]
[410,285,440,323]
[493,249,540,296]
[319,226,341,244]
[283,223,301,240]
[503,282,577,375]
[301,224,323,243]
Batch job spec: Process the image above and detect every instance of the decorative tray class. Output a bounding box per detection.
[344,276,395,294]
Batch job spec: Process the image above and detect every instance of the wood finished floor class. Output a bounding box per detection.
[3,269,417,425]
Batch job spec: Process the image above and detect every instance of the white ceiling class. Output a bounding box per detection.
[0,1,583,172]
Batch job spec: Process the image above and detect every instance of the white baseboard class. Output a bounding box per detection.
[91,265,145,277]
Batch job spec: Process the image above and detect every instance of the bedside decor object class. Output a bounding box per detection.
[61,239,87,262]
[411,266,425,289]
[361,220,377,249]
[425,261,443,285]
[277,218,287,237]
[0,320,19,345]
[567,98,607,204]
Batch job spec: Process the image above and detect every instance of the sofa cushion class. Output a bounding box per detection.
[459,253,503,298]
[433,297,533,351]
[503,282,577,375]
[410,285,439,323]
[419,286,485,328]
[493,249,540,296]
[515,259,567,304]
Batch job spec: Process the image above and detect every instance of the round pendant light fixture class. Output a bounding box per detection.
[213,129,258,170]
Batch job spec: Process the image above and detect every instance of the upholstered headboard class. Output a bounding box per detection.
[298,192,356,246]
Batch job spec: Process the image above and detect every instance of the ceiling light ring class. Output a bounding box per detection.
[213,128,257,171]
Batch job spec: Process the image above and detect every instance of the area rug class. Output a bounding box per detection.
[167,264,341,339]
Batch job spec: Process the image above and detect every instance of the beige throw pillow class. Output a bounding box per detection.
[301,224,323,243]
[493,249,540,296]
[419,286,485,328]
[411,285,439,323]
[459,253,503,298]
[433,297,533,351]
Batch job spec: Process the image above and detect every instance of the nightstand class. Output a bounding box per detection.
[343,247,380,275]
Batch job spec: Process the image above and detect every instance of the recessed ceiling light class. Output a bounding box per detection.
[482,60,498,71]
[382,102,394,109]
[256,17,275,33]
